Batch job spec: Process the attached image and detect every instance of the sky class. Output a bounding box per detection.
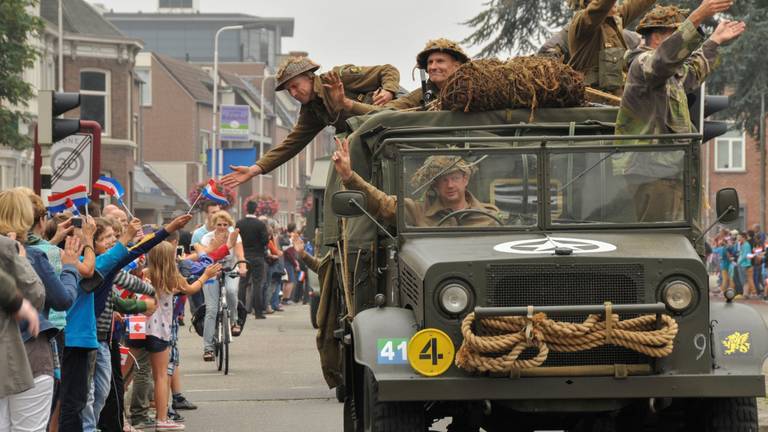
[93,0,491,88]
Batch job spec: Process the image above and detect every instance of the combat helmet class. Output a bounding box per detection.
[275,56,320,91]
[416,38,470,69]
[410,155,476,190]
[636,5,689,35]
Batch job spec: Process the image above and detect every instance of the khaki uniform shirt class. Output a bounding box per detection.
[343,172,500,227]
[567,0,655,94]
[256,64,400,174]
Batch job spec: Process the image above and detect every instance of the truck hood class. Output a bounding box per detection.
[398,231,699,275]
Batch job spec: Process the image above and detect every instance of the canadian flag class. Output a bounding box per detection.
[128,315,147,340]
[119,345,130,367]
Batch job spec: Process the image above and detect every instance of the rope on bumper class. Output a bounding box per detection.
[455,303,679,374]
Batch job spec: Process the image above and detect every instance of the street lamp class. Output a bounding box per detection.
[211,24,243,179]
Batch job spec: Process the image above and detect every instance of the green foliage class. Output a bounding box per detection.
[463,0,768,134]
[0,0,44,149]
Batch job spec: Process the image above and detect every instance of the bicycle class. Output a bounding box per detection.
[213,260,248,375]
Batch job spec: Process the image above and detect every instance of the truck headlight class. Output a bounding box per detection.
[663,280,695,312]
[438,282,472,315]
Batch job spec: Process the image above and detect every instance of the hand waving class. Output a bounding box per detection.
[322,71,351,113]
[222,165,262,189]
[331,137,353,182]
[711,20,746,45]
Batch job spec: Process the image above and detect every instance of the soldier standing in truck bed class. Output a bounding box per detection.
[567,0,657,95]
[221,57,401,189]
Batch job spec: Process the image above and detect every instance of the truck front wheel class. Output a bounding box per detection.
[701,397,758,432]
[362,367,425,432]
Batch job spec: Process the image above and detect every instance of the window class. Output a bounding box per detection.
[715,128,745,172]
[277,163,288,187]
[80,70,110,135]
[136,68,151,106]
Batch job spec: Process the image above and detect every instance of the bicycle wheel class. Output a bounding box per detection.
[216,311,224,371]
[221,311,230,375]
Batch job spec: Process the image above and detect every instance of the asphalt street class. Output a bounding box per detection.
[172,297,768,432]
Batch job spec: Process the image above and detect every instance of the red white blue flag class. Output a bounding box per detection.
[47,185,89,214]
[65,198,81,216]
[201,179,229,206]
[94,175,125,199]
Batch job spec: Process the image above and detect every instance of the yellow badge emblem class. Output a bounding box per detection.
[407,328,455,377]
[722,331,751,355]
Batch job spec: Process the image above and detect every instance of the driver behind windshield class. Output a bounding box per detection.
[332,137,501,227]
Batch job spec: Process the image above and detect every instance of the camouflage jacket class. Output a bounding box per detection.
[342,172,499,227]
[616,19,721,179]
[255,64,400,174]
[567,0,655,93]
[615,19,721,137]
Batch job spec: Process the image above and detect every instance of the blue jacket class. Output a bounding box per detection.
[93,228,170,319]
[21,248,80,342]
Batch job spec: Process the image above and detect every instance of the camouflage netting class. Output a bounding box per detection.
[438,57,586,118]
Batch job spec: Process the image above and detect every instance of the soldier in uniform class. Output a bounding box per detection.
[324,38,469,112]
[615,0,745,222]
[539,27,642,63]
[221,57,401,188]
[332,137,500,227]
[567,0,657,95]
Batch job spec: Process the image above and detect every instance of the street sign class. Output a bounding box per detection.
[50,133,93,193]
[220,105,250,141]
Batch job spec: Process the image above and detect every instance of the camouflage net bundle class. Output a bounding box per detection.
[439,57,586,117]
[455,306,679,374]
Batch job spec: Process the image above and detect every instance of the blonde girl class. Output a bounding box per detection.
[134,241,220,430]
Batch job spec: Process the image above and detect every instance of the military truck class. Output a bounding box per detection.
[320,106,767,432]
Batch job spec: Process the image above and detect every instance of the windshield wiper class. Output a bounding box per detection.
[411,155,489,197]
[556,148,620,193]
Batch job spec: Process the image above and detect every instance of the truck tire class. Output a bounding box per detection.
[702,397,758,432]
[362,367,424,432]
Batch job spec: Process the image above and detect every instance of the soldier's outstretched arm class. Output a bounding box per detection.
[681,20,746,93]
[254,108,325,175]
[332,137,397,223]
[641,20,705,87]
[571,0,619,38]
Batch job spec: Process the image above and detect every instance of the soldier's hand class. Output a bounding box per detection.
[693,0,734,23]
[332,137,353,182]
[322,71,353,112]
[222,165,262,188]
[711,20,746,44]
[372,88,394,106]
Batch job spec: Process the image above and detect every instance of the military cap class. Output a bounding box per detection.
[410,155,476,189]
[636,5,689,35]
[416,38,470,69]
[275,56,320,91]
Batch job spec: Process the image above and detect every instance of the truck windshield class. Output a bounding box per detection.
[399,147,687,229]
[550,148,686,225]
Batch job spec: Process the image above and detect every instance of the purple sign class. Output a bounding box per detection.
[220,105,250,141]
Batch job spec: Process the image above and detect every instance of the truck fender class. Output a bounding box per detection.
[709,301,768,374]
[352,307,419,371]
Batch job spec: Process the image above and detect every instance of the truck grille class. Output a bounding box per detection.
[400,264,422,320]
[486,263,648,367]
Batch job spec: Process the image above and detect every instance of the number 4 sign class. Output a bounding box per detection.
[377,338,408,364]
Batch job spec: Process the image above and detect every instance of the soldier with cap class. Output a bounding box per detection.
[221,57,400,188]
[616,0,745,222]
[331,137,500,227]
[566,0,657,95]
[324,38,470,112]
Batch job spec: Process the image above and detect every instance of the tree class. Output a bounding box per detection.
[464,0,768,134]
[0,0,43,149]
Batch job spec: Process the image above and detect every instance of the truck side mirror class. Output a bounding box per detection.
[715,188,739,223]
[332,190,367,218]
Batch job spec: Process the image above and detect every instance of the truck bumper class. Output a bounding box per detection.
[375,371,766,401]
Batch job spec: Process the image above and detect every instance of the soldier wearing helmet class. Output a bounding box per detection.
[566,0,657,95]
[616,0,745,223]
[325,38,470,113]
[222,57,400,188]
[331,137,500,227]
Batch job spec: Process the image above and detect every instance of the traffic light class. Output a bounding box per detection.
[38,90,81,145]
[688,87,731,142]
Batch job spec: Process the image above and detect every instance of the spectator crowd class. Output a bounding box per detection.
[0,186,314,432]
[709,225,768,300]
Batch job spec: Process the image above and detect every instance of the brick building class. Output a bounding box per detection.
[706,125,766,231]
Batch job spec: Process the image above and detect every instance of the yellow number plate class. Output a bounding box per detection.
[407,328,455,377]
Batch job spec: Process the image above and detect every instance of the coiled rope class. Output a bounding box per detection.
[455,303,679,374]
